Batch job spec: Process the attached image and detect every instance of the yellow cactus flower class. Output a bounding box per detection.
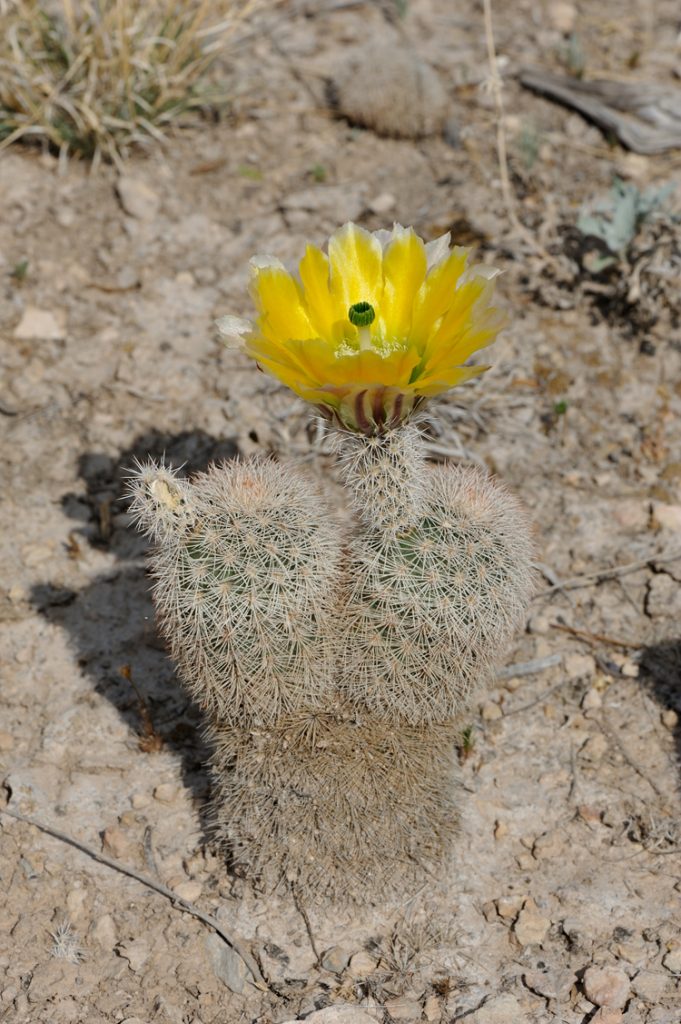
[218,222,505,433]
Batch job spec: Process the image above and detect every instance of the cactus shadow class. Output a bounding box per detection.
[638,636,681,776]
[30,428,239,830]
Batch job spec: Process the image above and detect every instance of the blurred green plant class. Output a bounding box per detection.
[559,33,585,78]
[518,120,540,171]
[577,178,675,273]
[0,0,265,162]
[10,258,30,281]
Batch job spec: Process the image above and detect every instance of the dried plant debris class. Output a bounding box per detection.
[50,920,85,964]
[576,178,676,273]
[520,69,681,154]
[329,41,449,139]
[532,178,680,338]
[0,0,266,160]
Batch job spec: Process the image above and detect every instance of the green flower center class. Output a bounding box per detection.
[348,301,376,327]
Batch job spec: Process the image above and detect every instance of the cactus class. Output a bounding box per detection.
[131,223,535,900]
[339,432,535,723]
[330,41,449,140]
[129,457,343,726]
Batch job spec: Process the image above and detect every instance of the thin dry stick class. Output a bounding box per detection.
[0,806,269,991]
[537,550,681,596]
[482,0,518,233]
[481,0,563,272]
[550,622,642,651]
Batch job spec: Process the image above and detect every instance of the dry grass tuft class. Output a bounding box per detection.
[0,0,265,161]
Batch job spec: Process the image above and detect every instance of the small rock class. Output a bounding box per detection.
[516,852,536,871]
[205,933,253,994]
[131,792,150,809]
[582,687,603,711]
[583,965,630,1009]
[532,830,564,860]
[481,700,502,721]
[66,887,87,922]
[469,994,522,1024]
[647,573,681,617]
[101,825,135,860]
[565,652,596,680]
[615,939,648,964]
[368,192,396,215]
[321,945,353,974]
[514,906,550,945]
[612,499,648,532]
[384,994,421,1020]
[496,895,524,919]
[591,1010,623,1024]
[548,1,577,33]
[481,900,497,923]
[523,967,577,1000]
[423,993,441,1021]
[662,947,681,973]
[116,175,160,220]
[581,733,608,763]
[494,820,508,840]
[661,709,678,730]
[171,880,202,902]
[91,914,117,950]
[652,502,681,533]
[562,916,592,949]
[279,1007,375,1024]
[619,658,639,678]
[631,971,667,1003]
[348,950,378,977]
[13,307,66,340]
[118,939,150,973]
[578,804,601,825]
[0,731,14,751]
[153,783,178,803]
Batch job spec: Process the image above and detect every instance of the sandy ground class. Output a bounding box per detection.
[1,1,680,1022]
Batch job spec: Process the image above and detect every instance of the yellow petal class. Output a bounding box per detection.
[415,363,488,395]
[380,227,428,341]
[251,266,314,343]
[328,223,383,311]
[425,277,489,352]
[411,246,469,340]
[298,245,344,339]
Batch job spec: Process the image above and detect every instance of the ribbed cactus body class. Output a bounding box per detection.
[209,707,461,899]
[129,459,342,725]
[340,457,535,723]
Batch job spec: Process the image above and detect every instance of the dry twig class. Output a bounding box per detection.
[537,550,681,596]
[0,805,269,991]
[550,623,642,651]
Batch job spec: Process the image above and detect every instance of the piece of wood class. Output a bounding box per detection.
[520,68,681,154]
